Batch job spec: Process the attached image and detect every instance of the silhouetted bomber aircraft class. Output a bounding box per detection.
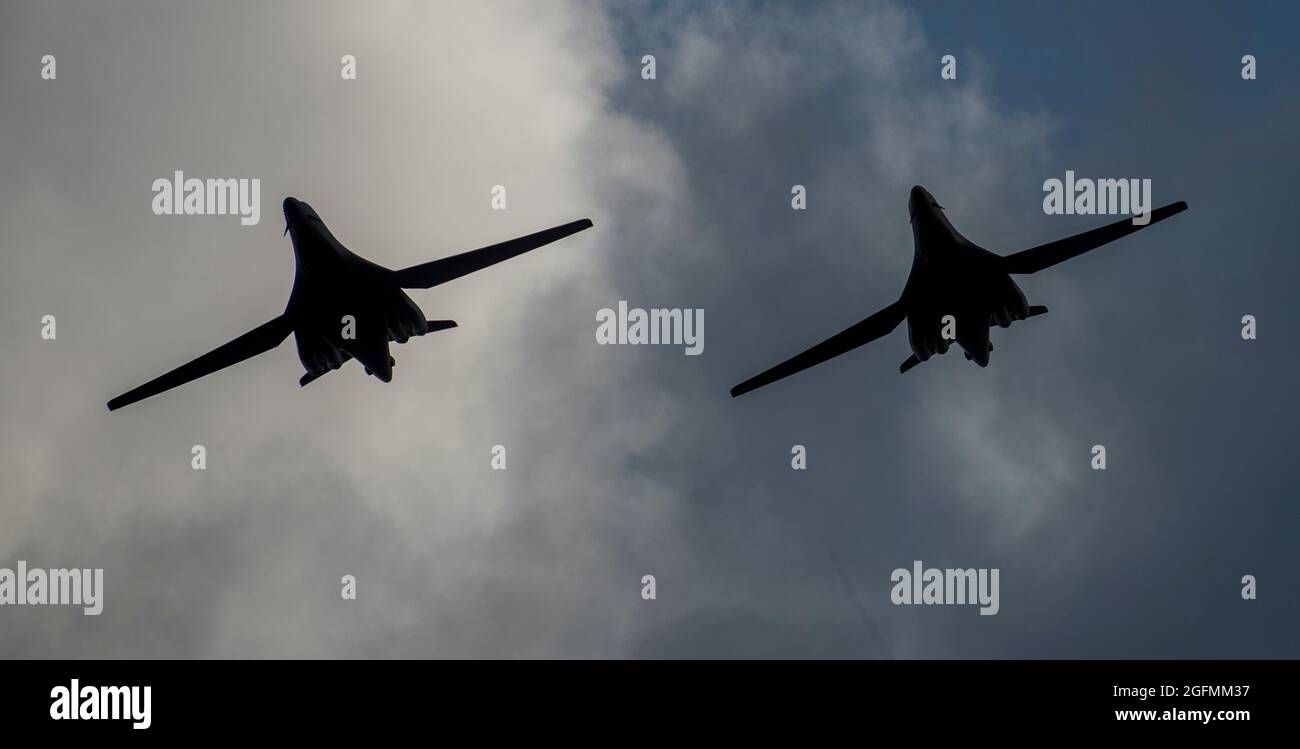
[107,198,593,410]
[730,186,1187,398]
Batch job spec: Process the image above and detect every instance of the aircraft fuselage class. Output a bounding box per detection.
[902,186,1030,367]
[282,197,429,383]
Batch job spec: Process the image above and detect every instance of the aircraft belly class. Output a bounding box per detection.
[337,324,391,380]
[904,264,1028,364]
[292,284,430,383]
[294,328,349,375]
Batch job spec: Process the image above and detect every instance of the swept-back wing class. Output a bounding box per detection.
[393,219,593,289]
[1002,201,1187,274]
[730,301,906,398]
[107,315,294,410]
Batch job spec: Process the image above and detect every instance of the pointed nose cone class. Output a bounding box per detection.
[909,185,927,217]
[281,197,298,236]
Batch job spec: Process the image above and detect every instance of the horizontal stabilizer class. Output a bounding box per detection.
[300,370,327,387]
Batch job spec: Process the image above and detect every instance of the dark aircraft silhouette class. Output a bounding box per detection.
[730,186,1187,398]
[107,198,593,410]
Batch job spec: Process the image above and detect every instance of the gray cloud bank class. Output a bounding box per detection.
[0,0,1294,657]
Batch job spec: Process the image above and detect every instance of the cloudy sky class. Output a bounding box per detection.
[1,0,1295,658]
